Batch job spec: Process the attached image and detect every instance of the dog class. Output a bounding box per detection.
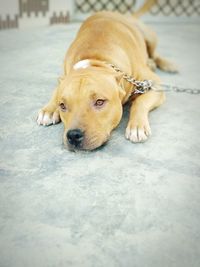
[37,1,177,151]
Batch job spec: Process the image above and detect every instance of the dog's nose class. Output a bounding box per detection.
[67,129,84,147]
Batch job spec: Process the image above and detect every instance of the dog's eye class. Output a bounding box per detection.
[59,102,67,112]
[94,99,105,107]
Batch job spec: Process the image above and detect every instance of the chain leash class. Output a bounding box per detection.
[107,63,200,95]
[159,83,200,95]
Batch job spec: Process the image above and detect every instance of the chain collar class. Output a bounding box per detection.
[106,63,153,94]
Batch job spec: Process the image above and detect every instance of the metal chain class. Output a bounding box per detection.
[107,63,152,94]
[107,63,200,95]
[160,83,200,95]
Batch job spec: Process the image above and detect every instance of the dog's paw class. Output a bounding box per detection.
[155,57,179,73]
[37,109,60,126]
[125,118,151,143]
[161,62,178,73]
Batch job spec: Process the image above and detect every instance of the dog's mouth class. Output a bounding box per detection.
[66,142,105,152]
[64,139,107,151]
[63,130,109,151]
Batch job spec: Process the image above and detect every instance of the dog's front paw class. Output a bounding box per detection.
[37,108,60,126]
[125,118,151,143]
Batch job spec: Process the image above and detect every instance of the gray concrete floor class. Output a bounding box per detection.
[0,19,200,267]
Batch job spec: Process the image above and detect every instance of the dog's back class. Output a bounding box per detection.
[65,11,148,76]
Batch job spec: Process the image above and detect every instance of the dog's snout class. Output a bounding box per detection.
[67,129,84,147]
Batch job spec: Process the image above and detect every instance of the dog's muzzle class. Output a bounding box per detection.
[67,129,84,148]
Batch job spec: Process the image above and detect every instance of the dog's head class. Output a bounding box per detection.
[58,61,125,150]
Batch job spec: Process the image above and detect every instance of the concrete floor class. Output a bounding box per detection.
[0,19,200,267]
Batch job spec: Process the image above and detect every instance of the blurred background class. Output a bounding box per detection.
[0,0,200,30]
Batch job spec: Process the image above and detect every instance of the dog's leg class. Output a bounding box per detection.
[153,52,178,73]
[125,69,165,143]
[147,58,157,71]
[37,88,61,126]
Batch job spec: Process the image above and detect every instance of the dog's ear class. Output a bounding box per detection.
[115,73,126,100]
[115,73,124,84]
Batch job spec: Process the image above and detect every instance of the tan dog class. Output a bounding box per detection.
[37,6,177,150]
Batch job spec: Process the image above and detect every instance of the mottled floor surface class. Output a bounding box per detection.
[0,19,200,267]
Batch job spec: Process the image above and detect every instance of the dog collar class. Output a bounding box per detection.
[106,63,153,94]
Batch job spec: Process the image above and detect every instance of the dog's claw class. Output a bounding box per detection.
[125,120,151,143]
[52,111,60,125]
[37,110,60,126]
[37,111,44,125]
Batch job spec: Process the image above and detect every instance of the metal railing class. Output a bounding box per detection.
[75,0,136,13]
[151,0,200,16]
[75,0,200,16]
